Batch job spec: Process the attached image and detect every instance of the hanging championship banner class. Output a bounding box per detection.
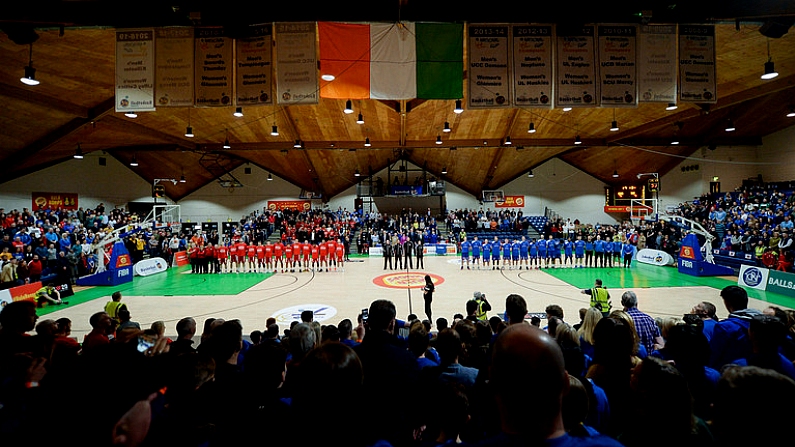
[555,25,598,108]
[678,24,717,103]
[115,29,156,112]
[512,25,554,108]
[154,27,194,107]
[467,24,511,109]
[597,25,637,107]
[194,27,234,107]
[275,22,319,105]
[638,24,677,103]
[235,24,273,106]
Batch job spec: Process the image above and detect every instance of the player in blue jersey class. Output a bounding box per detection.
[502,238,511,270]
[471,235,482,270]
[460,236,471,270]
[535,237,547,269]
[622,239,634,268]
[563,237,574,268]
[594,235,605,268]
[511,238,520,269]
[585,235,595,267]
[604,239,614,268]
[482,238,492,270]
[528,237,539,269]
[574,234,586,268]
[491,236,501,270]
[546,234,558,268]
[519,236,530,270]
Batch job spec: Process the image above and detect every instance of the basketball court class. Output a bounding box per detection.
[37,254,795,341]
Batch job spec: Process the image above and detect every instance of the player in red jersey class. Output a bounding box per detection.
[284,243,294,272]
[255,242,265,272]
[216,243,229,273]
[318,242,328,272]
[291,240,301,272]
[234,240,247,273]
[246,243,257,273]
[203,243,216,274]
[335,242,344,272]
[273,241,284,272]
[301,241,311,272]
[310,243,319,272]
[264,241,274,272]
[326,239,336,271]
[228,242,238,273]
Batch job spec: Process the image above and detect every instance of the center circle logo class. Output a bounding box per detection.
[373,272,444,289]
[742,268,762,287]
[271,304,337,324]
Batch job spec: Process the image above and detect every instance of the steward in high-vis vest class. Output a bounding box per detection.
[473,291,492,321]
[582,279,611,317]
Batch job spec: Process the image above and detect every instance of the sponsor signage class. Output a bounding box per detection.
[271,304,337,324]
[636,249,674,266]
[32,192,79,211]
[679,245,696,260]
[174,251,189,267]
[766,269,795,298]
[738,265,769,290]
[495,195,525,208]
[604,205,631,213]
[267,200,311,211]
[0,281,43,306]
[134,257,169,276]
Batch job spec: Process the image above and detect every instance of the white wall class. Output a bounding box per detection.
[758,125,795,183]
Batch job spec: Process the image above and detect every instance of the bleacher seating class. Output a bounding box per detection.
[711,249,758,271]
[524,216,548,234]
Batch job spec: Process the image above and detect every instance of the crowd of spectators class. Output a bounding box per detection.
[2,284,795,447]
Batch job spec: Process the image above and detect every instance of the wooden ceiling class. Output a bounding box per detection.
[1,2,795,201]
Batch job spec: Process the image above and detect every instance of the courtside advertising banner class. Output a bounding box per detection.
[275,22,319,105]
[194,27,234,107]
[155,27,195,107]
[738,264,769,291]
[467,24,511,109]
[235,24,273,106]
[555,25,598,108]
[636,249,675,266]
[597,25,638,107]
[678,24,717,104]
[638,24,677,103]
[512,25,554,108]
[115,29,156,112]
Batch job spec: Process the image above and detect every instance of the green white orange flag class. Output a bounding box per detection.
[319,22,463,100]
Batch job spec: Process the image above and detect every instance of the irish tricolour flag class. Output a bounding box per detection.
[319,22,463,100]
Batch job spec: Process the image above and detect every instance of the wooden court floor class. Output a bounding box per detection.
[39,255,795,341]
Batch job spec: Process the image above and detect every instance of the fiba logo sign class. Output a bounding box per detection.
[742,268,763,287]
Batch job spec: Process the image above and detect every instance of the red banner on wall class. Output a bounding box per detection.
[495,196,525,208]
[32,192,79,211]
[267,200,311,211]
[604,205,631,213]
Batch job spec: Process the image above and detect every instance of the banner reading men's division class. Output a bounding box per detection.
[275,22,319,105]
[155,27,194,107]
[638,24,677,103]
[556,25,598,108]
[468,24,511,109]
[512,25,554,108]
[195,27,234,107]
[115,29,156,113]
[235,24,273,106]
[597,25,637,107]
[678,24,717,104]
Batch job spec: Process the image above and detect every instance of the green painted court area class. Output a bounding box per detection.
[39,265,272,316]
[542,262,795,310]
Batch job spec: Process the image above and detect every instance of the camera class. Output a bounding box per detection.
[137,337,155,353]
[361,308,369,324]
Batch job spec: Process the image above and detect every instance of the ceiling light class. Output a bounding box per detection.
[443,121,451,132]
[344,100,354,114]
[234,107,243,117]
[271,125,279,136]
[527,122,536,133]
[223,138,231,149]
[179,175,186,183]
[612,170,619,178]
[73,144,84,159]
[671,139,680,145]
[563,107,572,112]
[610,120,619,132]
[355,169,361,177]
[666,102,678,111]
[787,108,795,118]
[20,44,39,86]
[124,111,138,119]
[436,135,443,145]
[528,170,534,178]
[364,137,371,147]
[294,139,302,148]
[441,166,447,175]
[267,173,273,181]
[725,120,736,132]
[356,113,364,124]
[185,126,194,138]
[504,136,512,145]
[130,155,138,167]
[574,135,582,145]
[454,99,464,114]
[762,61,779,80]
[321,73,335,81]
